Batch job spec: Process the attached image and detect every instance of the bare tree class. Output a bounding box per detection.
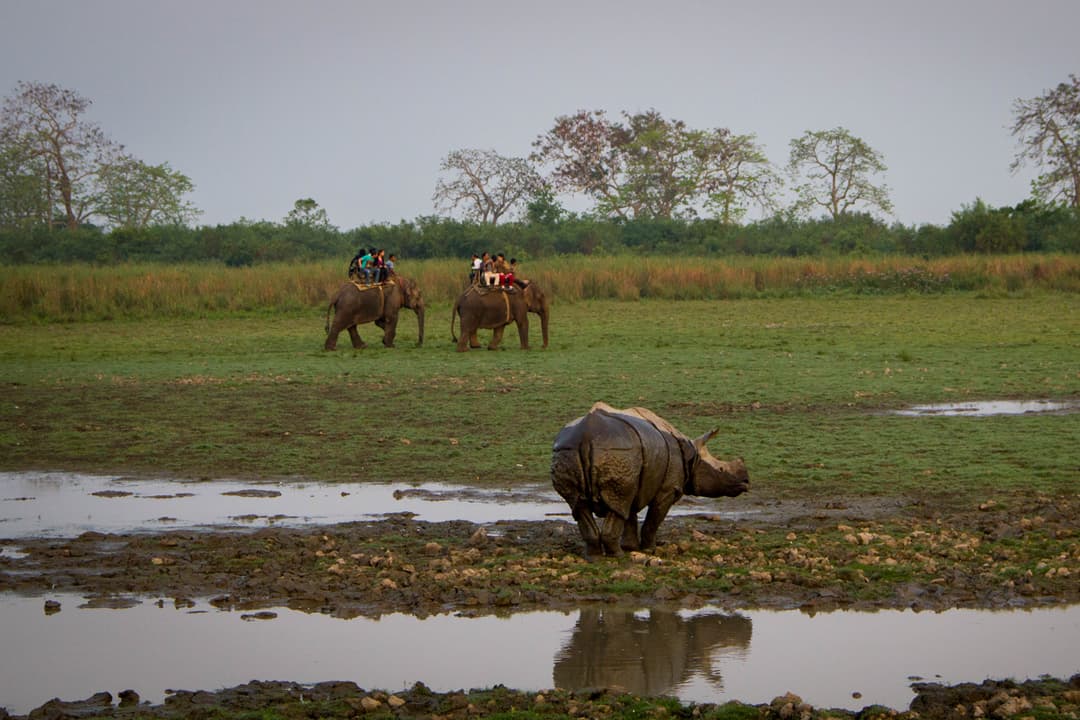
[1010,73,1080,208]
[433,149,542,224]
[787,127,892,220]
[0,81,122,229]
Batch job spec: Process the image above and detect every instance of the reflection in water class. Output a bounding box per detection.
[0,595,1078,715]
[553,607,751,696]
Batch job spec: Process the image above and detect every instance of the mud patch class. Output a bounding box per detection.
[221,489,282,498]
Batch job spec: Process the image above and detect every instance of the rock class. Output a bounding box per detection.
[653,586,675,600]
[360,696,381,711]
[991,694,1032,717]
[118,689,140,707]
[468,528,488,546]
[388,694,406,708]
[240,611,278,621]
[43,599,61,615]
[29,691,112,719]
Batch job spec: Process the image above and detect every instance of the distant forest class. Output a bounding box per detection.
[1,199,1078,266]
[4,78,1080,266]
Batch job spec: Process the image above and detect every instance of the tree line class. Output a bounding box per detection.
[1,76,1078,265]
[2,199,1076,266]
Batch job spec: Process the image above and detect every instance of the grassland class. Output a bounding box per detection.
[2,253,1079,321]
[1,259,1077,505]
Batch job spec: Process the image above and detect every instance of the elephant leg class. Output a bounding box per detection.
[620,510,641,551]
[599,513,626,557]
[324,327,340,351]
[469,330,481,348]
[382,317,398,347]
[517,316,530,349]
[488,325,506,350]
[570,503,603,560]
[639,499,675,552]
[347,326,366,349]
[456,320,473,352]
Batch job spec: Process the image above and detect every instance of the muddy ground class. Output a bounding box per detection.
[2,489,1079,719]
[3,489,1077,615]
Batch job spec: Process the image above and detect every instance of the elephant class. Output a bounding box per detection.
[450,281,549,352]
[324,276,425,350]
[551,401,749,558]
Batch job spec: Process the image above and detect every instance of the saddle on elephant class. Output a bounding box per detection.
[349,277,397,292]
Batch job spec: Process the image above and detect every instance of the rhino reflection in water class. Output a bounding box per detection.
[553,608,752,697]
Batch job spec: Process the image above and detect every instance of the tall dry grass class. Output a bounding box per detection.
[1,254,1078,322]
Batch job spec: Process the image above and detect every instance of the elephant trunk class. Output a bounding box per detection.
[540,300,550,348]
[414,303,425,346]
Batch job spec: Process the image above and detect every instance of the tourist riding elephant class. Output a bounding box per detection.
[450,282,549,352]
[551,402,749,558]
[324,276,425,350]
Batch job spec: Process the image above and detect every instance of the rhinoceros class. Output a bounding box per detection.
[551,402,749,558]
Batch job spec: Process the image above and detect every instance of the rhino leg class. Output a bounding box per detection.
[570,502,603,559]
[620,511,641,551]
[600,513,627,557]
[639,493,677,551]
[552,447,603,558]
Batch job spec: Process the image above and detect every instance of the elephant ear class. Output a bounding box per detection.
[693,428,721,452]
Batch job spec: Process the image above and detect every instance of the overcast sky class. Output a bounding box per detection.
[2,0,1077,229]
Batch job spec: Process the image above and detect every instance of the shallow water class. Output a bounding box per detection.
[0,471,745,539]
[0,594,1077,715]
[891,399,1080,417]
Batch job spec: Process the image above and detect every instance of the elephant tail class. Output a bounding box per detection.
[325,297,336,335]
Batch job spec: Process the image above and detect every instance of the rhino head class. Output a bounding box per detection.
[686,428,749,498]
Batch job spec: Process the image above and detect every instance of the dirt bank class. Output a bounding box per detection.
[7,675,1080,720]
[2,490,1077,615]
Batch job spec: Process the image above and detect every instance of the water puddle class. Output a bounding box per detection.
[0,472,740,539]
[891,399,1080,417]
[0,594,1076,715]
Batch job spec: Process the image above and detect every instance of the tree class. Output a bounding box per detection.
[1010,74,1080,208]
[696,128,783,225]
[0,141,49,228]
[284,197,333,230]
[787,127,893,220]
[98,157,200,229]
[0,81,122,229]
[433,149,542,224]
[532,109,780,221]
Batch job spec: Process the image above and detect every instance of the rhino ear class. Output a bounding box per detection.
[694,428,721,451]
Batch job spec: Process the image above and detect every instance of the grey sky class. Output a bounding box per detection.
[1,0,1076,229]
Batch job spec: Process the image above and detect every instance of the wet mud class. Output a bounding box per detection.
[3,490,1078,616]
[2,488,1078,718]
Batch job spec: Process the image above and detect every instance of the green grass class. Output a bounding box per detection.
[0,294,1077,504]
